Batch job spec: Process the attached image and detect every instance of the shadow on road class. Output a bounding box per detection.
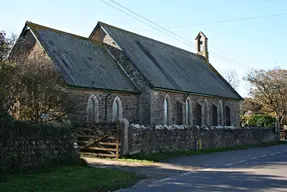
[147,170,287,192]
[88,144,287,191]
[92,162,287,191]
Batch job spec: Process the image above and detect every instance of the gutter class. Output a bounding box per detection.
[67,84,141,94]
[152,87,243,101]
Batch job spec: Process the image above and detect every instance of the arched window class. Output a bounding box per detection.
[225,106,231,126]
[176,101,183,125]
[185,98,192,125]
[87,95,99,123]
[204,99,209,126]
[195,102,202,125]
[112,96,123,122]
[211,104,218,126]
[163,95,171,125]
[218,100,223,125]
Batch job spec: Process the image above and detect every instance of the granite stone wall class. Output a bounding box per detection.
[0,123,77,172]
[12,32,140,125]
[151,90,241,126]
[68,89,139,124]
[91,28,152,125]
[127,124,278,155]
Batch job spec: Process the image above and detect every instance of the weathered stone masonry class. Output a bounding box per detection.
[68,89,139,124]
[126,124,278,155]
[91,27,241,126]
[91,27,152,125]
[0,126,77,171]
[15,28,241,127]
[15,29,140,125]
[151,90,240,126]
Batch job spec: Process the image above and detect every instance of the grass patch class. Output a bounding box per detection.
[80,153,154,164]
[127,141,286,162]
[118,158,153,164]
[0,165,140,192]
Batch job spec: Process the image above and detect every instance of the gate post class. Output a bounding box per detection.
[116,121,120,159]
[120,118,129,156]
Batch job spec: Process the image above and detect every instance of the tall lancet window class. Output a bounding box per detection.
[87,95,99,123]
[163,95,171,125]
[112,96,123,122]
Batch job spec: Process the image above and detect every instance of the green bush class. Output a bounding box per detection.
[248,114,276,127]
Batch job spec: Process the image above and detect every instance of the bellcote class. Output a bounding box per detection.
[195,32,209,62]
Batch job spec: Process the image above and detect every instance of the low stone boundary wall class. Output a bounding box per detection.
[0,120,77,172]
[127,125,278,155]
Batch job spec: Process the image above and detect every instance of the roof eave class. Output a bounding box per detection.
[152,86,243,101]
[204,61,243,100]
[67,84,141,94]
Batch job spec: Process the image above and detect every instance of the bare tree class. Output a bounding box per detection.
[223,70,240,90]
[0,31,17,114]
[240,97,263,115]
[244,68,287,125]
[0,30,17,62]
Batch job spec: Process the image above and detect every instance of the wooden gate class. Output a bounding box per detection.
[76,123,121,159]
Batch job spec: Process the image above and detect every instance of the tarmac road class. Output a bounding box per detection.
[122,144,287,192]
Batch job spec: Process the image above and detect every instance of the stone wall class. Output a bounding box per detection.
[91,28,152,125]
[127,124,278,155]
[0,121,77,172]
[151,90,241,126]
[68,89,139,124]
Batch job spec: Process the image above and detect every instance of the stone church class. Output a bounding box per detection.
[11,21,243,126]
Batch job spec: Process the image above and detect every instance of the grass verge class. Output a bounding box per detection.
[118,158,154,164]
[0,165,140,192]
[126,141,286,162]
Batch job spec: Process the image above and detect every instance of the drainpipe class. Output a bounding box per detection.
[105,91,112,122]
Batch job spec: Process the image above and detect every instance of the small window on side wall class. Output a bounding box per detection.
[204,99,208,125]
[212,104,218,126]
[112,96,123,122]
[185,98,192,125]
[87,95,99,123]
[195,102,202,126]
[225,106,231,126]
[176,101,183,125]
[163,95,171,125]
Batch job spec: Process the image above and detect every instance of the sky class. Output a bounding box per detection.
[1,0,287,97]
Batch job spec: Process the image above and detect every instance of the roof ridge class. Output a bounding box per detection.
[26,21,103,46]
[97,21,201,58]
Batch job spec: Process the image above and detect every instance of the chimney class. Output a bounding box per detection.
[195,32,209,62]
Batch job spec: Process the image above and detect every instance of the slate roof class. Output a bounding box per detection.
[94,22,242,100]
[24,22,139,93]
